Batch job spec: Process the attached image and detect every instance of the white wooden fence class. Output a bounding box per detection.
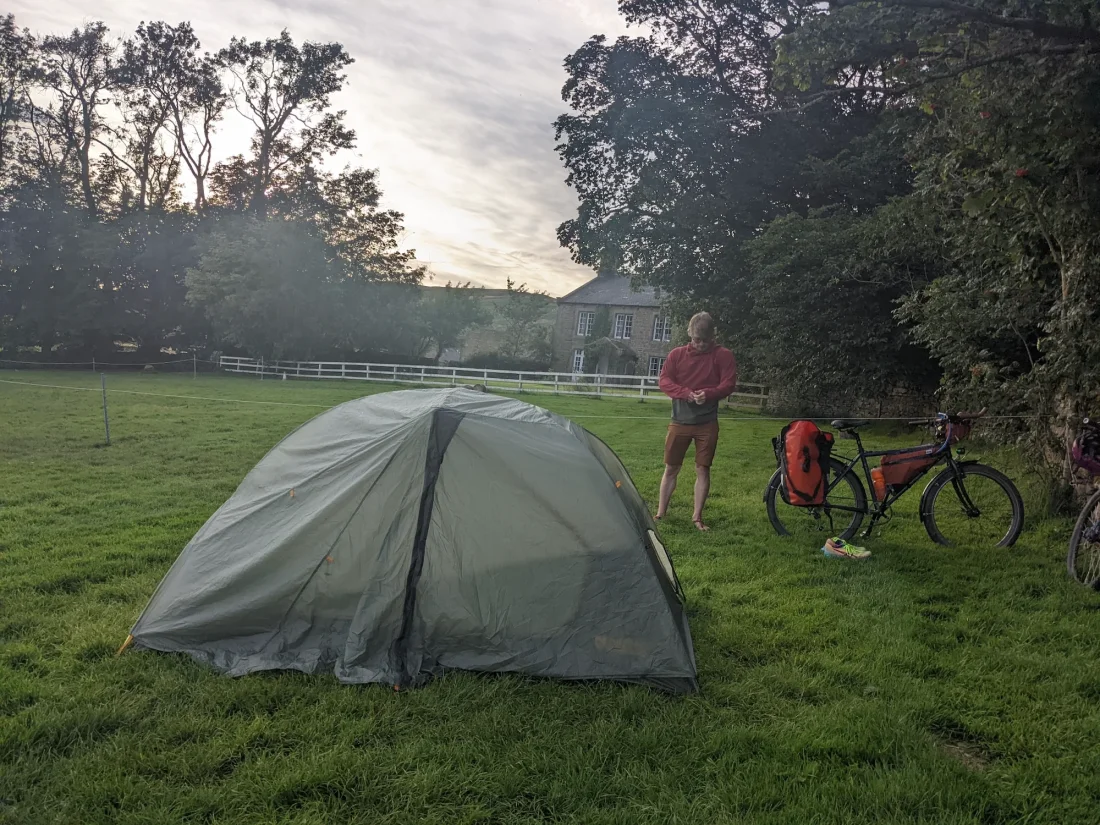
[218,356,769,408]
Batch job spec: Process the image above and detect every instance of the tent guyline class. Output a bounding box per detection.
[120,387,699,693]
[0,357,218,366]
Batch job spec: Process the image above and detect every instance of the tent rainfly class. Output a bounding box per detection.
[122,387,698,693]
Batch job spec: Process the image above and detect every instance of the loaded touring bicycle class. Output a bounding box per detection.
[765,410,1024,547]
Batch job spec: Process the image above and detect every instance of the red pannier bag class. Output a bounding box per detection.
[879,448,938,490]
[774,420,834,506]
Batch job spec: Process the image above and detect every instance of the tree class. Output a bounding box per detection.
[218,31,354,217]
[121,21,226,214]
[894,60,1100,487]
[745,200,941,411]
[35,22,117,216]
[209,161,424,284]
[554,0,897,378]
[587,305,611,342]
[0,14,423,365]
[417,282,491,363]
[185,217,341,360]
[496,279,552,363]
[90,209,202,350]
[273,165,423,283]
[111,31,174,211]
[0,178,114,353]
[0,14,34,188]
[327,280,426,359]
[773,0,1100,490]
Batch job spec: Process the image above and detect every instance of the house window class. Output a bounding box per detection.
[576,311,595,336]
[613,313,634,340]
[648,356,666,377]
[652,315,672,342]
[572,348,586,373]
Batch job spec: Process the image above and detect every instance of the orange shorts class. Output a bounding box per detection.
[664,421,719,468]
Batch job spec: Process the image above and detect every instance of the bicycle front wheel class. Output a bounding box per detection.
[765,457,866,542]
[1067,488,1100,588]
[922,463,1024,548]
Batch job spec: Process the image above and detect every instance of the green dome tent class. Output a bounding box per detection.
[123,387,698,693]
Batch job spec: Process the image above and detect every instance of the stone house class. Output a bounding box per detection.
[552,274,676,376]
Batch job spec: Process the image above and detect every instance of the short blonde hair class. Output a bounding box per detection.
[688,312,715,340]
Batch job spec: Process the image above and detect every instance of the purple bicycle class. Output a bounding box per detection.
[1067,417,1100,588]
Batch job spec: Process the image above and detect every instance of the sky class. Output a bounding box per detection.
[11,0,634,296]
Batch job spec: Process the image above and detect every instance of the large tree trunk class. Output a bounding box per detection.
[1051,241,1092,504]
[78,144,96,217]
[250,138,271,218]
[1054,388,1083,488]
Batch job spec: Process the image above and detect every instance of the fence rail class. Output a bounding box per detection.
[218,356,769,408]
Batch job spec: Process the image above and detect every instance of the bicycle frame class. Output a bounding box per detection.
[820,427,980,533]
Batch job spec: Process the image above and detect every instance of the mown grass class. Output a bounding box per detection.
[1,370,1098,825]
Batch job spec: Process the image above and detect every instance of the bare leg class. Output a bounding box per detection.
[693,465,711,530]
[657,464,681,519]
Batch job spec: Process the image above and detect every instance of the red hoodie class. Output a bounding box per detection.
[658,344,738,425]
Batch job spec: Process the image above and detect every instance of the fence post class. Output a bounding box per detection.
[193,352,197,380]
[639,379,645,401]
[260,356,264,380]
[101,373,110,446]
[341,362,346,380]
[92,356,95,372]
[554,372,559,394]
[518,372,523,392]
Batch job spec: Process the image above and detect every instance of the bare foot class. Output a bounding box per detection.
[692,518,710,532]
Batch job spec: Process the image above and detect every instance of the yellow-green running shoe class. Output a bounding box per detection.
[823,537,871,559]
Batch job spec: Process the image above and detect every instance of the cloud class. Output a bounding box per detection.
[10,0,633,295]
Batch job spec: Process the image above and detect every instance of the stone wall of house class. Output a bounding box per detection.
[552,302,676,375]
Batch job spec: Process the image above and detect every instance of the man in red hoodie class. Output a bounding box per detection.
[656,312,737,531]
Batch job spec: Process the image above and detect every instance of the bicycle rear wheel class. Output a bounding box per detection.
[1067,488,1100,588]
[765,457,866,542]
[922,462,1024,547]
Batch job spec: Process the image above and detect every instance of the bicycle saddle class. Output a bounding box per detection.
[831,419,871,430]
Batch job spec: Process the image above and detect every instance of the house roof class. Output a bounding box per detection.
[558,274,662,308]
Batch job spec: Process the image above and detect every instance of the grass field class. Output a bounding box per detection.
[2,371,1099,825]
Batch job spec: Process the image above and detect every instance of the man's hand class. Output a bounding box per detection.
[689,389,706,404]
